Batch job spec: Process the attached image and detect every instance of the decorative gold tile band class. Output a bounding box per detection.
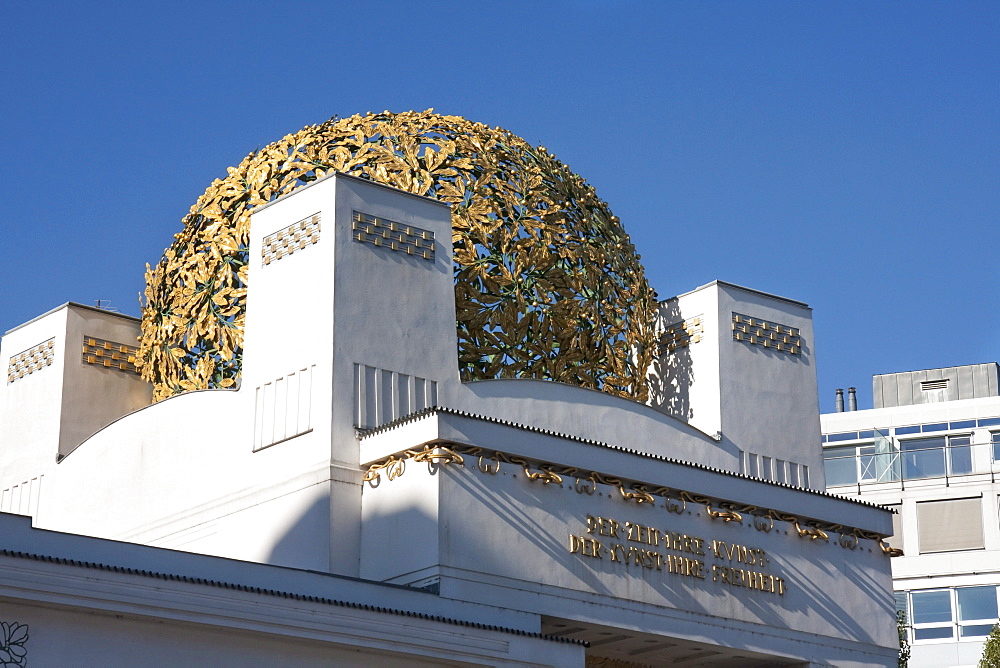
[658,317,703,354]
[83,336,140,374]
[732,313,801,355]
[7,338,55,383]
[352,211,435,260]
[262,213,321,266]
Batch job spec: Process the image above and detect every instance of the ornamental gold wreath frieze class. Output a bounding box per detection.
[362,444,902,557]
[137,110,655,402]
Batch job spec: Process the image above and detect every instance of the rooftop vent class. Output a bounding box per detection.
[920,379,949,392]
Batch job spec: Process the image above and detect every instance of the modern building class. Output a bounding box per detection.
[1,173,899,666]
[822,363,1000,668]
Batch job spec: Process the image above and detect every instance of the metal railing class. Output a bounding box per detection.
[824,438,1000,491]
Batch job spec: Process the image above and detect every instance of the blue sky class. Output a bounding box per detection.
[1,2,996,412]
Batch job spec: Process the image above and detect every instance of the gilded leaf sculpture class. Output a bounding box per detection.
[138,110,655,402]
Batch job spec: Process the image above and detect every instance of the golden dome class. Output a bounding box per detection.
[138,110,655,402]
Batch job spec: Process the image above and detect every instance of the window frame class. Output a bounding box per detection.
[903,586,1000,644]
[916,496,985,554]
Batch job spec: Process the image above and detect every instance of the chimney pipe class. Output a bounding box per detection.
[847,387,857,412]
[835,388,844,413]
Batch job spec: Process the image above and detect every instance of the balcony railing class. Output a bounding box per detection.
[824,437,1000,490]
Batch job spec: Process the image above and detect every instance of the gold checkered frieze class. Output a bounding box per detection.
[352,212,435,261]
[262,213,321,266]
[657,316,703,354]
[83,336,140,374]
[732,313,801,355]
[7,338,55,383]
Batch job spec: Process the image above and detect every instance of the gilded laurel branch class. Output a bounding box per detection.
[138,110,655,402]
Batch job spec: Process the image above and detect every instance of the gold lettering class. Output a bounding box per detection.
[664,531,705,555]
[713,540,766,567]
[669,531,682,551]
[576,516,784,595]
[623,523,660,546]
[586,516,623,538]
[627,546,642,566]
[591,539,604,558]
[665,554,678,573]
[570,534,604,559]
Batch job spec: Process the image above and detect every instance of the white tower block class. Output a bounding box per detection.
[242,173,456,573]
[0,304,151,514]
[649,281,824,488]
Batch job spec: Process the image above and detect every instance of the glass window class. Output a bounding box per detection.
[912,589,954,640]
[922,423,948,433]
[960,623,996,638]
[958,586,999,638]
[904,587,1000,643]
[902,437,946,479]
[948,435,973,475]
[894,591,907,616]
[949,420,976,430]
[827,431,859,442]
[979,417,1000,428]
[856,437,901,482]
[912,590,952,624]
[858,445,882,480]
[823,446,857,486]
[896,425,921,435]
[914,626,954,640]
[859,445,877,480]
[992,432,1000,463]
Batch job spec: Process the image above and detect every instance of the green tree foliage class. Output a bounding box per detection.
[897,610,910,668]
[981,623,1000,668]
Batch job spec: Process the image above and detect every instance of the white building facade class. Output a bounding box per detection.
[822,363,1000,667]
[1,174,899,666]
